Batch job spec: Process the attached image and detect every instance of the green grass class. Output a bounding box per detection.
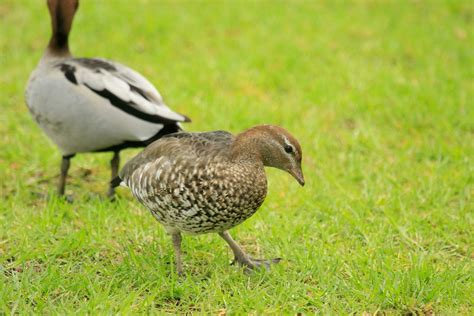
[1,0,473,313]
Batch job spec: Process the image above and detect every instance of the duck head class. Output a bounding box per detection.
[232,125,305,186]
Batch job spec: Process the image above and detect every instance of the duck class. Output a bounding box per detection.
[25,0,190,198]
[115,125,305,274]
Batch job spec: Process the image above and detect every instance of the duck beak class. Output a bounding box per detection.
[289,165,305,186]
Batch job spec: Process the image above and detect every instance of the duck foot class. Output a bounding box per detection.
[231,256,281,271]
[63,195,74,203]
[219,230,280,272]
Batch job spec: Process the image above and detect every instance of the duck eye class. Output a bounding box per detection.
[284,144,293,154]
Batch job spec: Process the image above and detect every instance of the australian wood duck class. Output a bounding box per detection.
[116,125,305,274]
[25,0,190,198]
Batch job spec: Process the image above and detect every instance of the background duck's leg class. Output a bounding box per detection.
[218,231,281,271]
[58,154,73,196]
[171,232,184,275]
[107,151,120,198]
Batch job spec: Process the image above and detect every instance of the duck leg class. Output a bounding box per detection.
[218,231,281,271]
[171,232,184,275]
[107,151,120,198]
[58,154,74,196]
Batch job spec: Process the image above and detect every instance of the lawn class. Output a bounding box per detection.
[0,0,472,314]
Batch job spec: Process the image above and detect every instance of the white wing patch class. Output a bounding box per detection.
[60,58,189,123]
[102,71,130,102]
[79,69,105,91]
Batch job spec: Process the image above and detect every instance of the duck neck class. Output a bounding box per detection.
[46,0,76,58]
[230,147,263,166]
[48,35,71,58]
[230,130,266,166]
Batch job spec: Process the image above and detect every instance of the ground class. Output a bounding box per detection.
[0,0,472,314]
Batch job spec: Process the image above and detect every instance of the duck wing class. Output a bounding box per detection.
[119,131,234,184]
[55,57,190,124]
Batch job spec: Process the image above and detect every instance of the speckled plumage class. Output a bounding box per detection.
[122,131,267,234]
[119,125,305,274]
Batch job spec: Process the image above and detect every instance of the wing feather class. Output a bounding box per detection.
[119,131,235,183]
[101,71,131,102]
[56,58,190,123]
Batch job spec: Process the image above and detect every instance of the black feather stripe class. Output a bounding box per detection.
[59,64,77,84]
[130,84,151,101]
[85,85,182,124]
[110,176,122,188]
[93,123,181,152]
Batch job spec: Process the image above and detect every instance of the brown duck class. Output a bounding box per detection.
[117,125,304,274]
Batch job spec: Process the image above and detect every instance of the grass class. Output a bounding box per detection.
[0,0,473,313]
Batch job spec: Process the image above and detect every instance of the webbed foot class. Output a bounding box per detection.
[232,256,281,271]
